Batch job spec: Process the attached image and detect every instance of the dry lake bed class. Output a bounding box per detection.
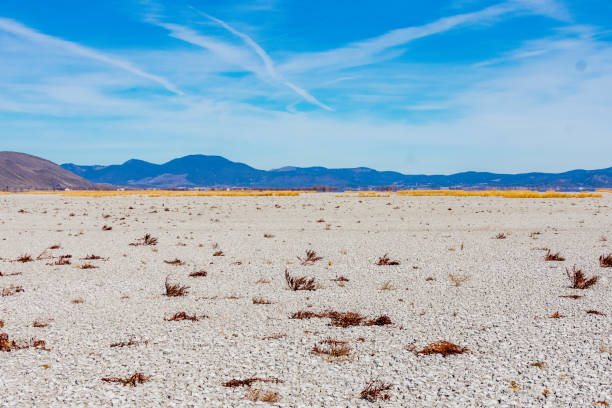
[1,193,610,407]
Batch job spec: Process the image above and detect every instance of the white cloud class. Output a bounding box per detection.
[0,17,182,95]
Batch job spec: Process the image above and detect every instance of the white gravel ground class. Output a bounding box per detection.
[0,193,610,407]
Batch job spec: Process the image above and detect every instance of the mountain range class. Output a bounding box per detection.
[61,154,612,190]
[0,151,94,191]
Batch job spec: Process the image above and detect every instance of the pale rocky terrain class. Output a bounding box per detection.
[0,193,610,407]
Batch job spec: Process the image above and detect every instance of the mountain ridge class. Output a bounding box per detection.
[61,154,612,190]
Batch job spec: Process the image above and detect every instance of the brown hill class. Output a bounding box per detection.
[0,151,96,191]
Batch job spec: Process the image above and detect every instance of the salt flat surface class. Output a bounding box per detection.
[0,193,610,407]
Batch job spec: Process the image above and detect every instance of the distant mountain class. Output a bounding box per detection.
[62,154,612,190]
[0,152,95,191]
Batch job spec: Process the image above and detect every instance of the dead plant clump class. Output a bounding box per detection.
[285,269,317,291]
[360,379,393,402]
[130,234,158,246]
[1,332,48,352]
[290,310,391,327]
[32,321,48,328]
[544,250,565,261]
[549,311,564,318]
[110,338,149,347]
[164,258,185,266]
[14,254,33,263]
[0,271,22,277]
[79,263,97,269]
[331,276,349,282]
[165,276,189,297]
[260,334,287,340]
[599,254,612,268]
[1,285,24,297]
[82,254,104,260]
[223,377,284,388]
[213,250,224,257]
[449,273,470,287]
[380,280,396,291]
[298,250,323,266]
[495,233,507,239]
[559,295,583,299]
[245,388,280,403]
[377,254,400,266]
[566,266,599,289]
[102,372,150,387]
[410,340,469,357]
[587,310,606,316]
[49,254,72,265]
[189,269,207,277]
[253,297,273,304]
[311,339,352,361]
[164,312,206,322]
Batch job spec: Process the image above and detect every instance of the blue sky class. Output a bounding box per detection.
[1,0,611,173]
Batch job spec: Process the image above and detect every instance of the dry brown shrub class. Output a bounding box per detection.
[544,250,565,261]
[189,269,207,277]
[566,266,599,289]
[364,315,393,326]
[411,340,469,357]
[110,338,149,347]
[245,388,280,403]
[164,258,184,266]
[165,276,189,297]
[549,311,564,318]
[360,379,393,402]
[260,333,287,340]
[14,254,33,263]
[329,312,366,327]
[449,273,469,287]
[252,297,272,304]
[380,280,395,291]
[586,310,606,316]
[32,321,48,328]
[598,254,612,268]
[164,312,206,321]
[298,250,323,266]
[130,234,157,246]
[213,250,224,256]
[331,276,349,282]
[223,377,284,387]
[377,254,400,266]
[102,372,150,386]
[559,294,582,299]
[311,339,352,361]
[1,285,24,297]
[79,263,97,269]
[495,233,507,239]
[285,269,317,291]
[81,254,104,260]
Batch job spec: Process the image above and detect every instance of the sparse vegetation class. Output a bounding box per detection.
[545,250,565,261]
[495,233,507,239]
[298,250,322,265]
[14,254,33,263]
[130,234,157,246]
[410,340,469,357]
[449,273,469,287]
[252,297,272,304]
[245,388,280,403]
[110,338,149,347]
[549,311,564,318]
[1,285,24,297]
[285,269,317,291]
[164,258,184,266]
[223,377,284,387]
[189,269,207,277]
[102,372,150,387]
[380,280,396,291]
[164,312,206,321]
[164,276,189,297]
[360,379,393,402]
[311,339,352,361]
[377,254,400,266]
[566,266,599,289]
[599,254,612,268]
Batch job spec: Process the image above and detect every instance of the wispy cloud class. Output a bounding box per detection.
[278,1,565,74]
[148,9,332,111]
[0,17,182,95]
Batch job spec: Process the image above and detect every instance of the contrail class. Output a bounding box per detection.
[0,17,183,95]
[194,10,333,111]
